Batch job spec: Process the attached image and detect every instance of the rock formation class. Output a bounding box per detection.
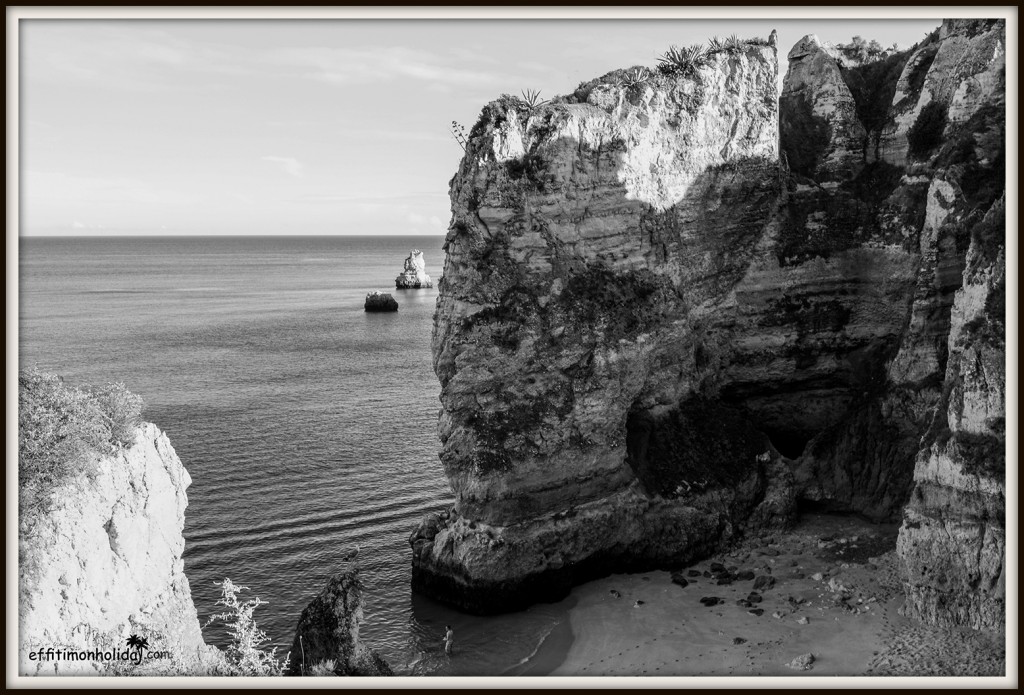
[364,291,399,312]
[395,249,434,289]
[285,565,392,676]
[19,423,223,675]
[412,19,1005,631]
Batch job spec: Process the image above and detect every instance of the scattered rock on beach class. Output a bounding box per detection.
[733,637,748,645]
[670,572,689,588]
[687,569,702,578]
[753,575,776,591]
[699,596,723,607]
[747,608,765,617]
[610,589,621,598]
[736,570,755,581]
[787,653,815,671]
[746,592,762,603]
[797,616,809,625]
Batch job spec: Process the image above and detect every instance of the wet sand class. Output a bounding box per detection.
[543,513,1005,679]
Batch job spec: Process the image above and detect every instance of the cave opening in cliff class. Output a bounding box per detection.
[763,428,812,460]
[624,402,769,497]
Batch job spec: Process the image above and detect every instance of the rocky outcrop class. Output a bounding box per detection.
[364,291,398,312]
[413,41,792,613]
[896,195,1006,629]
[412,21,1004,630]
[19,423,222,675]
[285,565,392,676]
[395,249,434,289]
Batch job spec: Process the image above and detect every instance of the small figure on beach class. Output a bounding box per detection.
[443,625,454,656]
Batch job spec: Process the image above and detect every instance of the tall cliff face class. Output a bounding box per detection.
[413,20,1005,629]
[19,423,221,675]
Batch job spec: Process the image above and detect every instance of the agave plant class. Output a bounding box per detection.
[622,67,651,88]
[520,88,549,111]
[707,36,726,52]
[657,43,709,76]
[725,34,745,52]
[450,120,468,152]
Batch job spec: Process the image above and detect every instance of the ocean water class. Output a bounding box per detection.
[18,235,569,676]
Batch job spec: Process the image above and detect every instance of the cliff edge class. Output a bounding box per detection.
[18,422,222,675]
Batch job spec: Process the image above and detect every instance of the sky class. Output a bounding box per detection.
[17,14,948,236]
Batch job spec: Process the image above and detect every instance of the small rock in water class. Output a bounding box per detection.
[787,653,815,671]
[687,569,702,578]
[747,608,765,617]
[634,600,645,607]
[737,599,752,608]
[716,577,733,586]
[710,562,727,573]
[796,616,809,625]
[699,596,722,607]
[772,611,785,619]
[753,575,776,591]
[670,572,689,588]
[735,570,755,581]
[610,589,622,598]
[364,291,399,312]
[746,592,762,603]
[811,572,824,581]
[642,576,651,582]
[732,637,747,645]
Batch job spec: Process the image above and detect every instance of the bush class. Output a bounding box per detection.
[18,367,144,523]
[204,579,287,676]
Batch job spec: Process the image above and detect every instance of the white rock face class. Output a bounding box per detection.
[19,423,220,675]
[395,249,433,289]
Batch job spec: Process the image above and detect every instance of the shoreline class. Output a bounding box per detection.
[512,512,1006,678]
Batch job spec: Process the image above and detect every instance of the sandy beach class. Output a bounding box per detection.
[546,513,1005,678]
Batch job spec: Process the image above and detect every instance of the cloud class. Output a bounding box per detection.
[263,45,508,87]
[261,156,303,178]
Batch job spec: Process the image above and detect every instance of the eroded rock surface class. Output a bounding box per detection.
[286,565,392,676]
[412,21,1004,630]
[19,424,222,675]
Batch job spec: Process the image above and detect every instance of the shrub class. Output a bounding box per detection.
[204,579,287,676]
[308,659,337,677]
[86,381,144,447]
[907,101,948,159]
[18,367,144,523]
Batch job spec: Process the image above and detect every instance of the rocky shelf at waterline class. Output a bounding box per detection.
[411,18,1006,634]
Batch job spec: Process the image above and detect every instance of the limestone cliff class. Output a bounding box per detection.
[411,20,1005,630]
[19,423,222,675]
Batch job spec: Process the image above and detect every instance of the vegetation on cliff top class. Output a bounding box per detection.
[18,367,144,525]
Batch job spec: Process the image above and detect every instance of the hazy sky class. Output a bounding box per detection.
[19,16,946,236]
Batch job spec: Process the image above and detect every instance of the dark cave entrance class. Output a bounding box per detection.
[623,401,769,497]
[763,428,813,460]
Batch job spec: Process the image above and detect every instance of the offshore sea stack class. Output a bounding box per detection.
[411,19,1005,632]
[395,249,434,289]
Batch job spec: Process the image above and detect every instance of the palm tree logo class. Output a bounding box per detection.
[126,635,150,654]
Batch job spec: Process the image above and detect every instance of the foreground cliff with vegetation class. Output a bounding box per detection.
[18,370,388,677]
[412,18,1005,635]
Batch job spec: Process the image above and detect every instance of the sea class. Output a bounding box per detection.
[17,235,571,676]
